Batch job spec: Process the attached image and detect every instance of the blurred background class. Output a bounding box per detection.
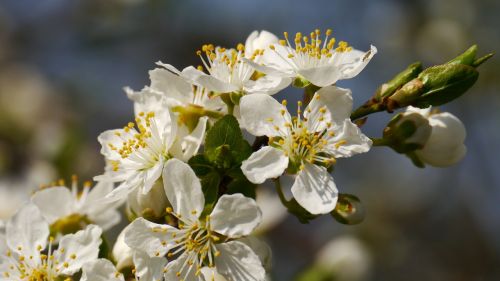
[0,0,499,280]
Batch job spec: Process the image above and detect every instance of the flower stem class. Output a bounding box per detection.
[350,101,386,121]
[370,137,390,146]
[273,177,290,206]
[303,84,321,106]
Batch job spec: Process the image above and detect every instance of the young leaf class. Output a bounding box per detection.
[204,115,252,165]
[188,155,221,212]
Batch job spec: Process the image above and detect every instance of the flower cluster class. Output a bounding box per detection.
[0,29,489,281]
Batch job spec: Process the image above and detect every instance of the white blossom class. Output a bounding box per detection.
[405,106,467,167]
[244,29,376,87]
[95,90,206,202]
[0,204,102,281]
[127,65,225,131]
[240,86,371,214]
[124,159,265,281]
[82,250,169,281]
[31,177,122,232]
[157,31,291,96]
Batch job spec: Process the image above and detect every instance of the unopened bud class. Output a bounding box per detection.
[112,229,134,271]
[374,62,422,101]
[413,63,478,107]
[126,180,168,221]
[413,108,466,167]
[331,194,365,225]
[386,45,491,110]
[383,108,432,153]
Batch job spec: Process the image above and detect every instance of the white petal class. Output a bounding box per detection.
[124,218,176,257]
[243,75,291,95]
[183,66,239,93]
[162,159,204,220]
[171,116,208,161]
[56,224,102,275]
[237,237,272,271]
[210,194,262,238]
[164,253,198,281]
[240,94,291,137]
[126,86,165,116]
[81,259,124,281]
[214,241,266,281]
[305,86,353,131]
[112,229,134,271]
[156,61,182,75]
[245,30,278,58]
[149,67,192,101]
[243,58,293,78]
[89,209,121,231]
[142,161,164,194]
[338,45,377,80]
[133,251,168,281]
[327,120,372,158]
[31,187,74,224]
[6,204,49,257]
[201,267,229,281]
[417,112,466,167]
[241,146,288,184]
[298,64,342,87]
[291,164,338,215]
[102,179,137,203]
[97,129,126,161]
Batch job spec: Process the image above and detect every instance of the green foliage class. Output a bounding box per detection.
[204,115,252,166]
[189,115,256,214]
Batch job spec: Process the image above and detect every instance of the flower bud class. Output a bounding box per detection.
[331,194,365,225]
[126,180,168,221]
[112,229,134,271]
[374,62,422,101]
[386,45,491,110]
[383,107,432,153]
[412,108,467,167]
[414,64,478,107]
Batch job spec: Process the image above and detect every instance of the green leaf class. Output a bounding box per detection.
[204,115,252,165]
[226,177,257,199]
[188,155,221,212]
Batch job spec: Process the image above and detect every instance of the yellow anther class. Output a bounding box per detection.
[279,40,287,46]
[281,99,288,106]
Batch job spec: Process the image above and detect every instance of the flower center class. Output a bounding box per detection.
[269,29,352,69]
[3,238,64,281]
[269,100,339,172]
[107,111,167,171]
[26,269,50,281]
[196,44,263,87]
[165,208,222,278]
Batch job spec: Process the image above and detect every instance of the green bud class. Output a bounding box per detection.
[414,64,478,107]
[447,45,477,65]
[384,45,491,110]
[386,78,424,110]
[374,62,422,101]
[213,144,233,169]
[331,194,365,225]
